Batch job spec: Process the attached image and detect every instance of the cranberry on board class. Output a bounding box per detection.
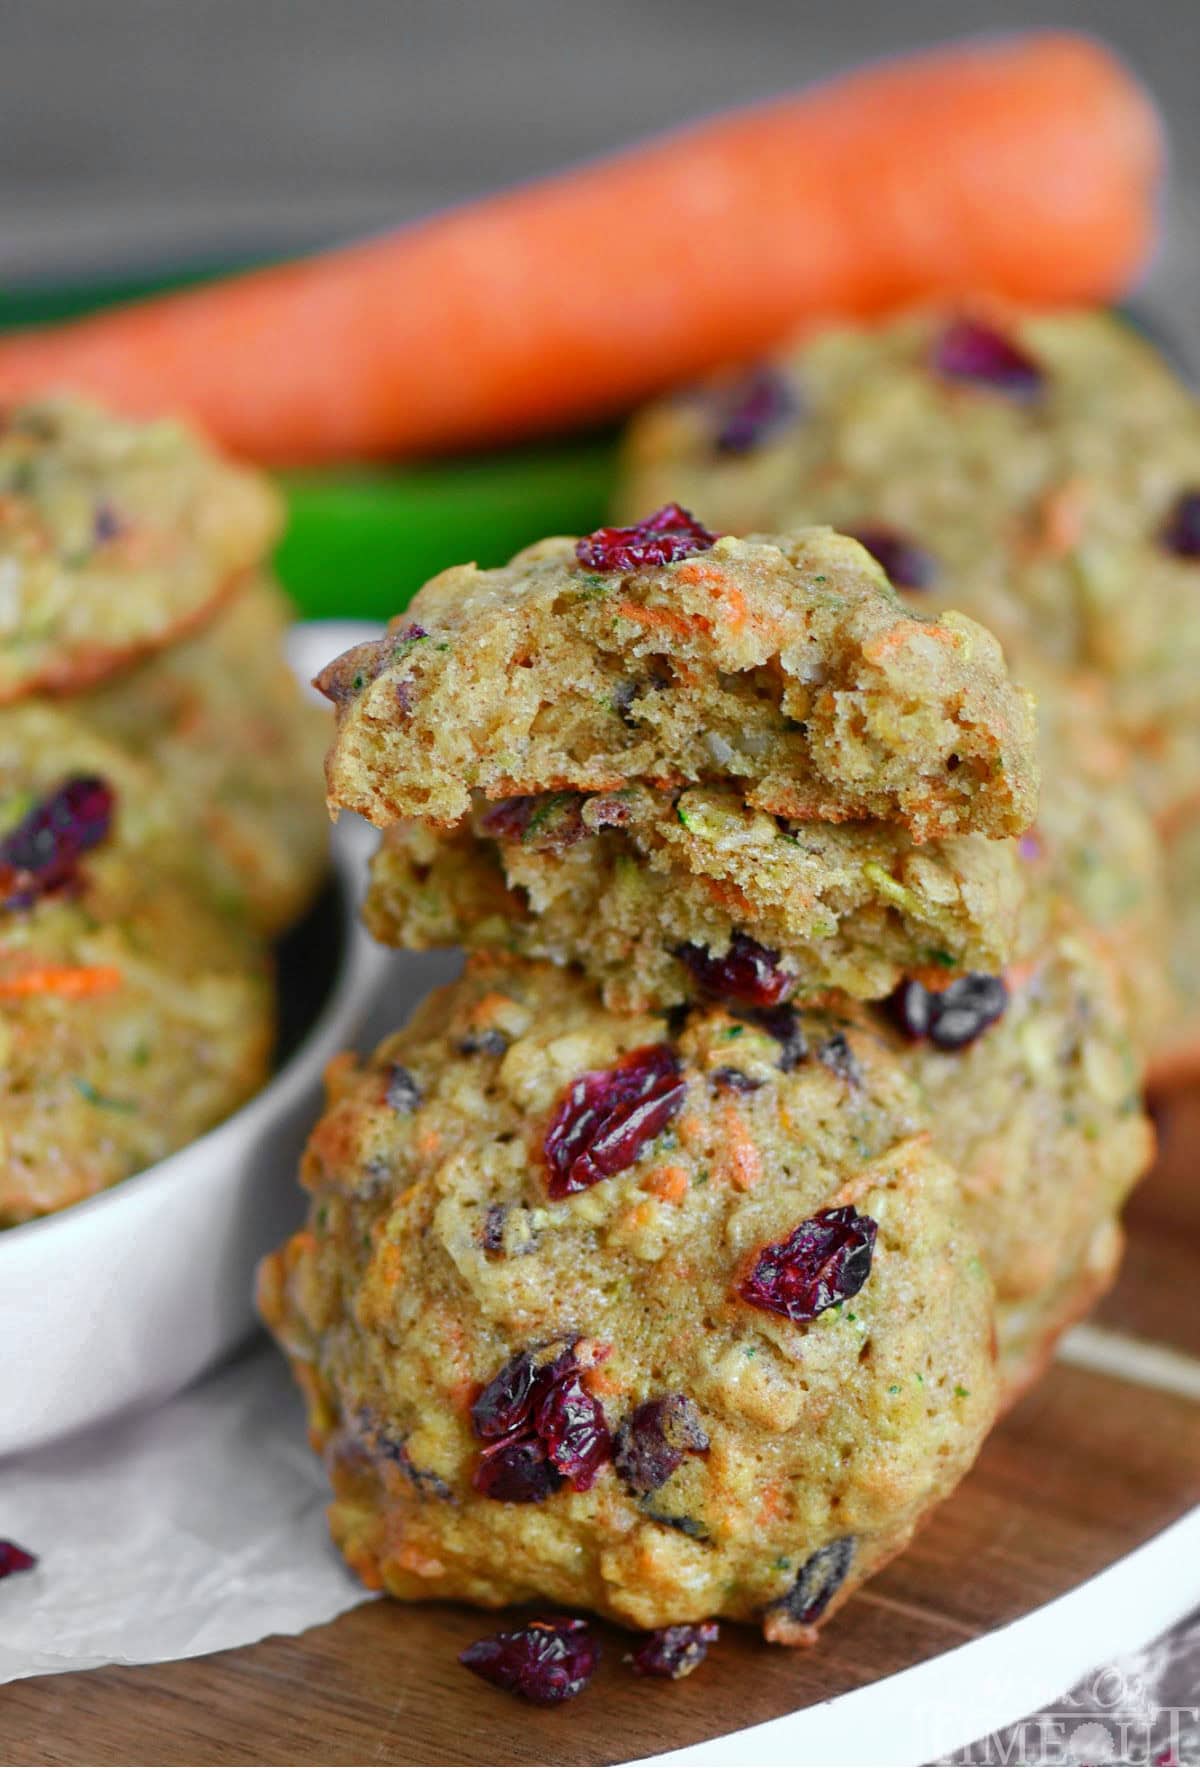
[629,1621,719,1679]
[460,1616,598,1705]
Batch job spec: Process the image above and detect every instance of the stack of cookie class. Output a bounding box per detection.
[261,508,1153,1644]
[0,396,329,1226]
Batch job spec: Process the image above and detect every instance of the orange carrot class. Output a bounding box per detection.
[641,1163,691,1204]
[0,964,122,998]
[614,600,700,641]
[0,34,1160,466]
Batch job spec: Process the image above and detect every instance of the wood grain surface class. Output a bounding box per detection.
[6,1090,1199,1768]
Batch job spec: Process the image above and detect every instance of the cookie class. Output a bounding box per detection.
[259,956,997,1642]
[0,396,282,702]
[318,523,1037,844]
[365,787,1021,1011]
[618,308,1200,791]
[0,706,273,1225]
[884,920,1153,1404]
[82,574,330,937]
[1022,669,1171,1057]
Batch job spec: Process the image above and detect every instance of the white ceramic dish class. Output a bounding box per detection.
[1,621,389,1458]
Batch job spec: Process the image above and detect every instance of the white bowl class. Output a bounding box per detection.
[0,621,391,1458]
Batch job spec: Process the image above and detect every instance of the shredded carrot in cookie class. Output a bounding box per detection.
[714,1104,762,1191]
[676,561,749,630]
[641,1163,690,1204]
[0,963,123,998]
[615,600,705,641]
[864,620,958,663]
[1034,477,1088,556]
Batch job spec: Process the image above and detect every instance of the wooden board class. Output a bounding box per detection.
[7,1099,1199,1768]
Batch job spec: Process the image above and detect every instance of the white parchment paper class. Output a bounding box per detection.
[0,1337,373,1682]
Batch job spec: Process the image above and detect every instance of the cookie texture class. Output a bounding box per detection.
[319,525,1037,844]
[259,957,997,1640]
[82,574,330,936]
[885,921,1152,1402]
[366,789,1021,1011]
[0,395,282,702]
[1023,671,1171,1056]
[0,705,273,1225]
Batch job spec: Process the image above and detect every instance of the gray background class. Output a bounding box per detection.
[1,0,1197,331]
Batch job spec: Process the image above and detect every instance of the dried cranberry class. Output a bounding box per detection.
[385,1064,422,1113]
[713,368,798,454]
[479,797,537,841]
[481,792,585,851]
[889,973,1008,1050]
[460,1616,598,1705]
[534,1363,612,1492]
[711,1066,763,1095]
[583,792,633,830]
[0,1540,37,1578]
[575,503,716,573]
[676,933,792,1008]
[474,1436,562,1504]
[931,319,1043,398]
[482,1203,508,1256]
[770,1538,855,1626]
[543,1045,686,1199]
[613,1394,708,1498]
[850,524,938,590]
[1160,490,1200,559]
[751,1003,808,1072]
[471,1343,611,1500]
[816,1033,862,1088]
[739,1206,877,1324]
[359,1420,454,1500]
[520,793,586,851]
[92,501,123,543]
[472,1349,539,1440]
[396,622,428,643]
[0,776,114,911]
[630,1621,719,1679]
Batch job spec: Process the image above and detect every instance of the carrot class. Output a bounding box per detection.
[614,600,700,641]
[641,1163,691,1203]
[0,964,123,999]
[0,33,1160,466]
